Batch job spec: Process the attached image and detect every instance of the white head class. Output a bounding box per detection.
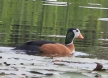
[73,28,84,39]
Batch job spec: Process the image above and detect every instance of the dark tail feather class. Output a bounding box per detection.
[13,44,41,55]
[13,40,56,55]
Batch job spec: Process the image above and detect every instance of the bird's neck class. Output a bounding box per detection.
[65,32,75,53]
[65,32,74,45]
[66,44,75,53]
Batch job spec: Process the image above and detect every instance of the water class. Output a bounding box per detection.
[0,0,108,58]
[2,1,108,77]
[0,46,108,78]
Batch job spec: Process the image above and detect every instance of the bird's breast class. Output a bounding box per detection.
[40,43,75,55]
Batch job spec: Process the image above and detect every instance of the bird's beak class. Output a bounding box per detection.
[78,33,84,39]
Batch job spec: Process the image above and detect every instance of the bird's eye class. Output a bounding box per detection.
[76,30,78,32]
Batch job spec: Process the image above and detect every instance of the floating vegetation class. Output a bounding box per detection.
[98,18,108,21]
[88,3,102,6]
[79,6,108,9]
[0,47,108,78]
[42,1,71,6]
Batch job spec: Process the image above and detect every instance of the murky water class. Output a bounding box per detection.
[1,0,108,78]
[0,0,108,60]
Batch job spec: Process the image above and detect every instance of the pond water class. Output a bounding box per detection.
[0,46,108,78]
[0,0,108,77]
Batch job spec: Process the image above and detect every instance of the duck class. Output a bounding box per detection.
[13,28,84,56]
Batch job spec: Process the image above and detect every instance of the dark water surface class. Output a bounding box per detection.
[0,0,108,59]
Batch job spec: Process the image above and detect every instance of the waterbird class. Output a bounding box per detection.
[13,28,84,56]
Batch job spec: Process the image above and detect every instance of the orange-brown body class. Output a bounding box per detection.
[40,43,75,56]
